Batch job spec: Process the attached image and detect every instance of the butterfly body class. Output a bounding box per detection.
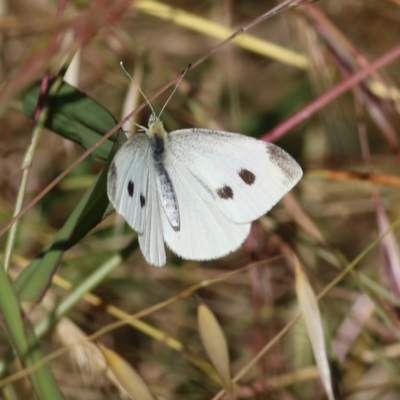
[107,114,302,266]
[148,121,180,228]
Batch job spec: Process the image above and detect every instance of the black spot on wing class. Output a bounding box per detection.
[216,185,234,199]
[140,194,146,207]
[127,180,134,197]
[238,169,255,185]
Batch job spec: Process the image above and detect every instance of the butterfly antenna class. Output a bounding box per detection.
[158,64,191,119]
[120,61,156,116]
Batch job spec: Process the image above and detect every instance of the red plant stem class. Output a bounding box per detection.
[263,43,400,142]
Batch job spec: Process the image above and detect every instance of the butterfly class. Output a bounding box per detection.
[107,70,302,266]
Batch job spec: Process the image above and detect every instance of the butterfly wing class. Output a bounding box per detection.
[107,134,166,266]
[137,168,166,267]
[160,161,250,260]
[166,129,302,224]
[107,134,151,234]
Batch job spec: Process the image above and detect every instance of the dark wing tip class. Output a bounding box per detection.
[266,144,302,185]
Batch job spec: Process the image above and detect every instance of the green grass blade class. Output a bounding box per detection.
[0,264,63,399]
[22,80,124,161]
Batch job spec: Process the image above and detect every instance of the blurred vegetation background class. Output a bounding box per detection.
[1,0,400,399]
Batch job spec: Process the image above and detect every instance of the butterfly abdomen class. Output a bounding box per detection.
[150,133,180,228]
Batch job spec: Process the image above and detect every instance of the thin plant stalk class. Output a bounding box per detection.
[3,84,48,271]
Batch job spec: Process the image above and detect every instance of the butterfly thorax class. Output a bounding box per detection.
[148,116,167,140]
[148,116,180,228]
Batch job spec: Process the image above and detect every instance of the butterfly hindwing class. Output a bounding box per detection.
[138,163,166,267]
[161,160,250,260]
[166,129,302,224]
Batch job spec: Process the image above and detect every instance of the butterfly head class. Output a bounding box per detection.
[148,113,158,127]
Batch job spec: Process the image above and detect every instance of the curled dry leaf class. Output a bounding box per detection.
[294,256,335,400]
[198,303,232,393]
[98,343,156,400]
[54,318,107,385]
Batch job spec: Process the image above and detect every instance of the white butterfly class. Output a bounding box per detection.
[107,73,302,267]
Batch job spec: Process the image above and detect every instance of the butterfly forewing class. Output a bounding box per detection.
[160,161,251,260]
[166,129,302,224]
[107,134,151,234]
